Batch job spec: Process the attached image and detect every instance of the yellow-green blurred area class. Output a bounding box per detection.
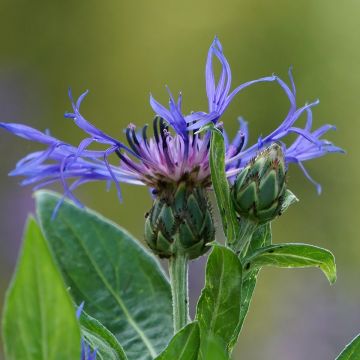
[0,1,358,359]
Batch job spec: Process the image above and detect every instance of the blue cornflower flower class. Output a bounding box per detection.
[150,38,343,193]
[0,38,343,206]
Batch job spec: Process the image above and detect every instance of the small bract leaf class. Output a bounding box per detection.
[280,189,299,214]
[243,243,336,284]
[155,322,200,360]
[196,245,242,352]
[336,333,360,359]
[2,217,81,360]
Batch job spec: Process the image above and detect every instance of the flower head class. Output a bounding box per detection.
[0,38,343,208]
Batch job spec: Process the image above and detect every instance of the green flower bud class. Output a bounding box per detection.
[144,182,215,259]
[231,143,287,224]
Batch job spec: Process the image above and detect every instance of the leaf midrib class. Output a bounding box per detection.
[59,215,157,358]
[252,251,331,269]
[209,250,225,334]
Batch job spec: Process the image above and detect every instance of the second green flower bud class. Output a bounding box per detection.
[231,143,287,224]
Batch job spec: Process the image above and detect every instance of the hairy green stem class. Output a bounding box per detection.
[169,254,189,333]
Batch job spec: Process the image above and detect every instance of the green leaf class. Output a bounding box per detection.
[198,335,230,360]
[243,243,337,284]
[196,245,242,352]
[247,222,272,254]
[155,322,200,360]
[336,334,360,359]
[35,191,173,360]
[236,223,272,338]
[80,309,128,360]
[2,217,81,360]
[200,123,239,245]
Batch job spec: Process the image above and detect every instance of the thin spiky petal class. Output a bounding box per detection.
[0,37,343,205]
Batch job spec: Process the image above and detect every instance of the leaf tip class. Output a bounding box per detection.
[325,254,337,285]
[328,266,337,285]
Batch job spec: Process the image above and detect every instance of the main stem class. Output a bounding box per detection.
[169,254,189,333]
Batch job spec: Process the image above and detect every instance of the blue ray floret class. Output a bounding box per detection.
[76,302,97,360]
[224,69,344,193]
[150,38,277,132]
[80,340,97,360]
[0,37,343,206]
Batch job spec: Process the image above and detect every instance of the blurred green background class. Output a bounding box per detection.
[0,0,358,359]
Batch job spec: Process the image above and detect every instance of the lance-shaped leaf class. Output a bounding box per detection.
[79,309,128,360]
[155,322,200,360]
[196,245,242,352]
[35,191,173,360]
[234,223,272,340]
[2,217,81,360]
[199,123,239,245]
[336,333,360,360]
[243,243,336,284]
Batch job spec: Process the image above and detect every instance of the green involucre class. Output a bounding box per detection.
[232,143,288,224]
[145,182,215,259]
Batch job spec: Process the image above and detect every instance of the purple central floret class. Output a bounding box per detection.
[117,117,212,188]
[0,37,343,206]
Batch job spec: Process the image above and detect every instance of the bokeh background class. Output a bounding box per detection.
[0,1,358,359]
